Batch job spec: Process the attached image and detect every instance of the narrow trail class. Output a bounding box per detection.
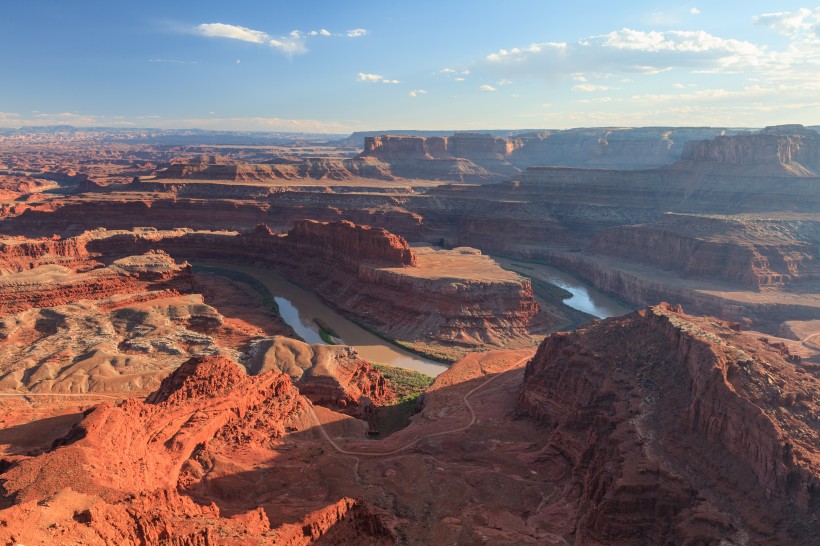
[307,355,532,457]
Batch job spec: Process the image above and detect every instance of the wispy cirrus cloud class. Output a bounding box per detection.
[193,23,366,56]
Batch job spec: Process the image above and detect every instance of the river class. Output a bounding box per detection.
[494,257,632,318]
[200,259,630,378]
[200,263,450,377]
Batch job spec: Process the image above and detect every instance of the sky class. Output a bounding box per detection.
[1,1,819,132]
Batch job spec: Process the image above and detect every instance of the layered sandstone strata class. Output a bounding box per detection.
[156,154,396,182]
[591,213,819,289]
[40,221,543,353]
[0,251,193,315]
[681,124,820,175]
[518,303,820,544]
[358,134,508,181]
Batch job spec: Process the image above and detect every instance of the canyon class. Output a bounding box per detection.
[0,124,818,544]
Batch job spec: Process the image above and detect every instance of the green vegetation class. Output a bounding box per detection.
[371,363,436,436]
[313,318,339,345]
[373,363,435,403]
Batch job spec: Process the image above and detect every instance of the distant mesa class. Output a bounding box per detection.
[679,124,820,175]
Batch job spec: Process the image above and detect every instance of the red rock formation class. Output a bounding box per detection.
[287,219,417,268]
[77,223,541,351]
[272,497,396,545]
[156,155,397,182]
[0,356,396,544]
[0,234,94,273]
[247,336,395,411]
[0,251,193,315]
[518,304,820,544]
[358,133,521,180]
[361,135,451,159]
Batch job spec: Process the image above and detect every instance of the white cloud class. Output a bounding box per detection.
[194,23,364,56]
[357,73,399,84]
[572,84,609,92]
[409,89,428,97]
[269,35,307,55]
[754,8,820,36]
[439,68,470,80]
[690,7,700,15]
[479,84,497,91]
[673,82,685,88]
[196,23,268,43]
[484,29,764,77]
[358,72,384,82]
[497,79,512,85]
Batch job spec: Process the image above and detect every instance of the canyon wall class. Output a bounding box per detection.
[518,304,820,544]
[9,221,540,352]
[682,125,820,175]
[591,214,819,289]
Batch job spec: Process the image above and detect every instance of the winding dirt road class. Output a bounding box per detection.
[307,355,532,457]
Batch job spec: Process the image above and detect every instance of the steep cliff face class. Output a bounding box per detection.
[287,219,417,268]
[272,227,543,352]
[591,214,819,289]
[361,135,451,159]
[509,127,734,169]
[358,134,516,181]
[0,234,94,273]
[681,125,820,175]
[156,155,397,181]
[518,304,820,545]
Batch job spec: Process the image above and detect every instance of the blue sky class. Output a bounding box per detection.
[1,1,818,132]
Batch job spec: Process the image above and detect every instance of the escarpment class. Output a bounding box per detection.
[681,125,820,175]
[518,303,820,545]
